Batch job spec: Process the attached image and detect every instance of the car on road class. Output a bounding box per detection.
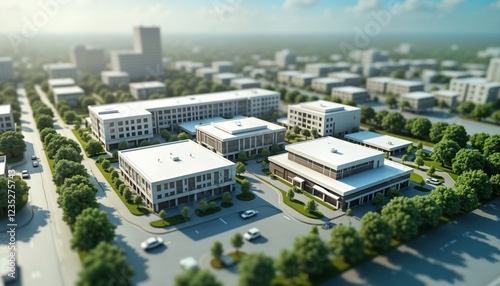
[32,160,39,167]
[31,155,37,160]
[322,222,334,230]
[21,170,29,179]
[243,227,261,241]
[140,237,164,250]
[426,178,441,185]
[240,209,259,219]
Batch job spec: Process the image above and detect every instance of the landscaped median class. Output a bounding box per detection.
[150,215,186,228]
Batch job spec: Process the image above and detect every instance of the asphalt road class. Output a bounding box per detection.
[327,198,500,286]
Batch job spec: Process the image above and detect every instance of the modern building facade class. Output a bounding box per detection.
[195,67,217,80]
[0,105,15,131]
[386,79,424,96]
[88,88,280,150]
[311,78,344,93]
[366,77,393,95]
[287,100,360,138]
[331,86,369,104]
[275,49,296,68]
[53,86,85,106]
[305,63,337,77]
[486,58,500,82]
[290,73,317,88]
[0,155,7,177]
[230,78,261,89]
[450,77,500,104]
[196,117,285,160]
[434,90,459,108]
[0,58,14,81]
[277,70,301,84]
[119,140,236,212]
[110,26,163,79]
[345,131,412,155]
[129,81,166,100]
[70,45,106,74]
[328,71,362,86]
[101,71,130,88]
[48,78,75,91]
[213,73,241,86]
[46,63,78,81]
[212,61,234,73]
[401,92,435,113]
[269,137,412,210]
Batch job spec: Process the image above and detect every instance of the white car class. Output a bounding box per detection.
[140,237,164,250]
[32,160,39,167]
[180,257,198,270]
[426,178,441,185]
[21,170,29,179]
[243,227,261,241]
[240,209,259,219]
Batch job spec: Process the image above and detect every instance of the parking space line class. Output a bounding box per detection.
[283,216,290,220]
[219,218,227,224]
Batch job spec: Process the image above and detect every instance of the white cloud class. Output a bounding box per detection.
[346,0,380,14]
[401,0,463,12]
[491,0,500,9]
[283,0,316,10]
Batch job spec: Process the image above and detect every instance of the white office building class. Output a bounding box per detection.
[386,79,424,96]
[196,117,285,160]
[328,72,362,86]
[366,77,393,94]
[434,90,459,108]
[311,78,344,93]
[119,140,236,212]
[212,61,234,73]
[53,86,85,106]
[331,86,369,104]
[101,71,130,88]
[275,49,296,68]
[287,100,360,138]
[345,131,412,155]
[129,81,166,100]
[0,57,14,81]
[290,73,317,88]
[213,73,241,86]
[48,78,75,91]
[46,63,78,82]
[269,137,412,210]
[0,105,15,131]
[88,88,280,150]
[70,45,105,74]
[401,92,435,113]
[305,63,337,77]
[195,67,218,80]
[185,62,204,73]
[111,26,163,79]
[230,78,261,89]
[486,58,500,82]
[277,70,301,84]
[450,77,500,104]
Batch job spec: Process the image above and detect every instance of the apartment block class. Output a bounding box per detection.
[46,63,78,82]
[487,58,500,82]
[101,71,130,88]
[331,86,369,104]
[53,86,85,106]
[277,70,301,84]
[129,81,166,100]
[48,78,75,91]
[230,78,261,89]
[195,67,218,80]
[305,63,337,77]
[386,79,424,96]
[434,90,459,108]
[212,61,234,73]
[0,105,15,131]
[275,49,296,68]
[0,57,14,81]
[213,73,240,86]
[450,77,500,104]
[328,71,362,86]
[290,73,317,88]
[401,92,435,113]
[366,77,393,94]
[311,78,344,93]
[70,45,106,74]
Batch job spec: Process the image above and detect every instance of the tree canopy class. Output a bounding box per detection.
[442,124,468,148]
[53,159,88,186]
[292,234,330,275]
[381,197,421,241]
[359,211,392,251]
[451,149,485,175]
[469,132,489,153]
[429,186,460,216]
[71,208,116,252]
[411,196,442,228]
[455,170,492,201]
[238,253,275,286]
[57,184,98,225]
[0,131,26,158]
[431,139,461,167]
[483,134,500,157]
[381,112,405,133]
[455,185,478,212]
[174,269,222,286]
[275,248,300,280]
[329,223,365,263]
[429,122,449,143]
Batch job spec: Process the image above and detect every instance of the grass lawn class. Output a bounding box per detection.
[150,214,187,228]
[410,172,424,184]
[236,193,256,201]
[211,258,225,269]
[195,206,221,217]
[227,251,246,263]
[96,163,151,216]
[71,129,106,158]
[424,159,458,181]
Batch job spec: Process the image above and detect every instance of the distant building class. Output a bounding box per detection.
[53,86,85,106]
[196,117,285,160]
[277,70,301,84]
[213,73,241,86]
[328,71,362,86]
[275,49,296,68]
[70,45,106,74]
[434,90,459,108]
[331,86,369,104]
[450,77,500,104]
[386,79,424,96]
[366,77,393,94]
[311,78,344,93]
[0,57,14,81]
[212,61,234,73]
[351,49,389,64]
[119,140,235,211]
[401,92,435,113]
[46,63,78,81]
[110,26,163,79]
[290,73,317,88]
[268,137,412,210]
[395,43,414,55]
[486,58,500,82]
[129,81,166,100]
[441,60,459,70]
[345,131,412,155]
[184,62,204,73]
[0,105,15,131]
[305,63,337,77]
[101,71,130,88]
[195,67,218,80]
[230,78,261,89]
[48,78,75,91]
[287,100,360,138]
[477,47,500,58]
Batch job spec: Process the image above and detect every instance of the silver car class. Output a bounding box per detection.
[141,237,164,250]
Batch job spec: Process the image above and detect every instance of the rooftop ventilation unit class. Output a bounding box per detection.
[331,148,337,153]
[387,141,393,145]
[170,155,180,161]
[235,121,242,126]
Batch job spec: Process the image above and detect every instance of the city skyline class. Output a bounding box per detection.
[1,0,500,35]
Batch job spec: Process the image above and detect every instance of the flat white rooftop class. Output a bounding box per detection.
[129,81,165,89]
[0,104,11,114]
[306,63,336,68]
[285,137,383,170]
[440,70,470,78]
[453,77,488,84]
[368,77,393,83]
[119,140,234,182]
[179,115,246,135]
[313,78,342,84]
[345,131,412,150]
[292,100,359,114]
[48,78,75,86]
[231,78,259,85]
[279,70,301,76]
[213,73,240,79]
[90,88,279,120]
[197,117,285,141]
[389,79,424,87]
[53,86,84,94]
[332,86,367,93]
[402,91,434,99]
[293,73,317,79]
[434,90,459,97]
[328,71,360,79]
[47,63,76,70]
[102,71,129,77]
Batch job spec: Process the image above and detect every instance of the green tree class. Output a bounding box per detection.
[414,156,424,169]
[374,110,389,126]
[407,145,415,155]
[177,132,189,140]
[240,179,251,195]
[77,242,133,286]
[469,132,490,153]
[271,143,280,154]
[159,209,167,220]
[311,128,319,138]
[235,162,246,176]
[231,232,244,254]
[293,234,330,275]
[133,195,143,208]
[491,110,500,124]
[360,105,376,123]
[0,177,30,214]
[410,117,432,138]
[181,206,190,220]
[388,187,401,199]
[412,196,442,228]
[260,147,270,159]
[455,185,479,212]
[160,130,171,141]
[427,165,436,176]
[442,124,469,148]
[381,197,421,241]
[118,141,129,150]
[486,153,500,176]
[174,269,222,286]
[400,100,410,111]
[57,184,98,225]
[239,253,275,286]
[381,112,405,133]
[197,199,208,213]
[292,125,301,135]
[372,192,385,210]
[0,131,26,158]
[455,170,492,201]
[110,169,119,180]
[39,127,57,143]
[123,188,132,201]
[417,141,424,150]
[63,110,79,124]
[457,101,475,116]
[310,225,319,235]
[385,95,398,109]
[431,139,461,166]
[490,174,500,196]
[53,159,88,186]
[238,151,248,162]
[429,186,460,216]
[452,149,485,175]
[54,145,83,165]
[100,159,111,170]
[401,154,408,164]
[47,136,81,158]
[261,160,267,170]
[429,122,449,143]
[71,208,116,252]
[471,104,492,121]
[222,191,232,204]
[286,189,295,201]
[483,134,500,157]
[275,249,300,281]
[211,241,224,262]
[329,223,365,263]
[304,199,317,213]
[35,114,53,130]
[57,176,97,195]
[359,211,392,251]
[301,129,311,139]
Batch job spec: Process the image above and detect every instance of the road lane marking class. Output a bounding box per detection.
[164,241,172,244]
[283,216,290,220]
[219,218,227,224]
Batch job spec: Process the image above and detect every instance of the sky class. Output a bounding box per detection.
[0,0,499,35]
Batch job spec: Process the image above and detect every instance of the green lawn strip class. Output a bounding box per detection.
[150,214,187,228]
[410,172,424,184]
[95,162,150,216]
[236,193,256,201]
[210,258,224,269]
[43,149,56,175]
[195,206,221,217]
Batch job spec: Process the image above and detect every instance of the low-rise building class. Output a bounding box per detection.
[53,86,85,106]
[101,71,130,88]
[269,137,412,210]
[434,90,459,108]
[230,78,261,89]
[386,79,424,96]
[119,140,236,212]
[486,57,500,82]
[46,63,78,81]
[277,70,301,84]
[0,105,15,131]
[366,77,393,94]
[441,60,459,70]
[345,131,412,155]
[290,73,317,88]
[129,81,166,100]
[196,117,285,160]
[328,71,362,86]
[331,86,369,104]
[311,78,344,93]
[195,67,218,80]
[213,73,241,86]
[48,78,76,91]
[287,100,360,138]
[275,49,296,68]
[0,57,14,81]
[185,62,204,73]
[401,92,435,113]
[305,63,337,77]
[70,45,106,74]
[212,61,234,73]
[450,77,500,104]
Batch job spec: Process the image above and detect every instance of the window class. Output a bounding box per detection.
[157,194,162,199]
[137,119,141,123]
[156,185,161,192]
[164,183,168,189]
[118,121,123,126]
[109,122,115,127]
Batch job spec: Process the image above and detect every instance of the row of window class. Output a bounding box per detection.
[109,118,149,127]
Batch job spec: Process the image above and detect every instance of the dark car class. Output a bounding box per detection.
[322,222,334,230]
